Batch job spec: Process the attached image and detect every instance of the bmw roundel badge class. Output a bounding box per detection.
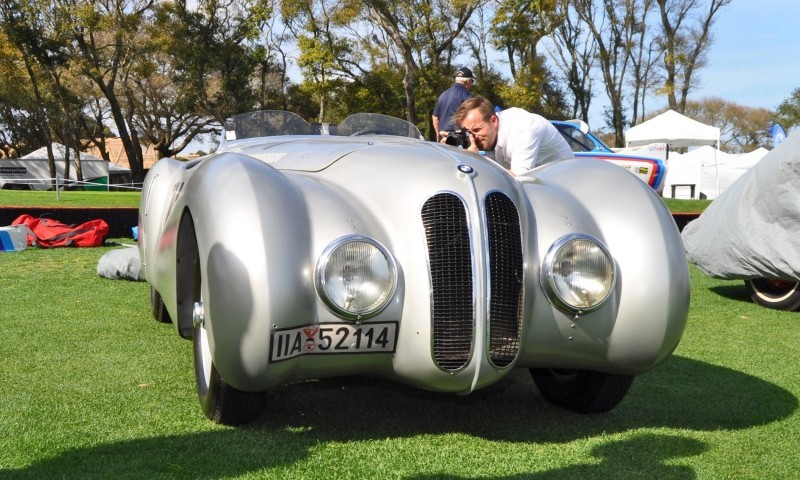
[458,165,474,174]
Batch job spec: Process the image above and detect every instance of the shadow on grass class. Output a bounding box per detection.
[709,284,753,304]
[250,355,796,442]
[2,355,794,479]
[410,434,707,480]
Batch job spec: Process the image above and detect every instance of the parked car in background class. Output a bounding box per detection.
[683,131,800,311]
[552,120,667,193]
[140,110,690,425]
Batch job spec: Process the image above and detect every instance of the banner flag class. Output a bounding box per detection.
[769,123,787,145]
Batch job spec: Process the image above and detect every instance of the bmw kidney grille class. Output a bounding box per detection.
[422,192,523,371]
[422,194,474,370]
[484,192,524,367]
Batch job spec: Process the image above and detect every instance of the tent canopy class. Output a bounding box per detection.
[625,110,720,148]
[21,142,105,161]
[20,142,129,173]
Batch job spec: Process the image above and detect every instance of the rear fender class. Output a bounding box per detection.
[139,158,189,325]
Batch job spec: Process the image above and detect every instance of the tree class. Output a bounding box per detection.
[490,0,566,116]
[0,30,41,155]
[283,0,362,122]
[253,2,296,112]
[0,0,739,172]
[130,0,253,160]
[55,0,156,183]
[126,51,220,160]
[680,97,774,152]
[548,1,597,121]
[624,0,659,126]
[655,0,731,113]
[160,0,270,123]
[362,0,478,125]
[490,0,562,80]
[776,87,800,132]
[572,0,636,146]
[0,0,66,183]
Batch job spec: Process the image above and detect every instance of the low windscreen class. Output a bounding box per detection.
[222,111,422,144]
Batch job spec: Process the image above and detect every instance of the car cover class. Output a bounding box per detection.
[681,131,800,280]
[97,246,145,281]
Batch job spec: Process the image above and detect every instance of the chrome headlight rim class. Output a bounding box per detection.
[541,233,616,314]
[315,235,397,321]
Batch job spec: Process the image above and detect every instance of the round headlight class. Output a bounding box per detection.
[316,236,397,320]
[542,234,615,313]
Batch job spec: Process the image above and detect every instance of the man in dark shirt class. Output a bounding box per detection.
[432,67,476,142]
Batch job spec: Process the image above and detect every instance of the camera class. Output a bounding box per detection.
[444,128,471,149]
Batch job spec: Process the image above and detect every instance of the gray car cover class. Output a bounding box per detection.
[97,246,146,281]
[682,131,800,281]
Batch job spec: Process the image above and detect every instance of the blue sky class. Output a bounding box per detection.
[587,1,800,128]
[692,0,799,109]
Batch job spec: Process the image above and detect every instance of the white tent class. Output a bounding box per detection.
[661,151,699,199]
[701,147,769,199]
[663,145,770,199]
[4,142,118,191]
[21,142,130,173]
[625,110,721,198]
[625,110,720,149]
[21,142,105,161]
[692,146,734,199]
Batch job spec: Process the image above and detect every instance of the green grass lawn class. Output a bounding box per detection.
[0,190,141,208]
[0,190,709,214]
[0,240,797,479]
[662,197,711,214]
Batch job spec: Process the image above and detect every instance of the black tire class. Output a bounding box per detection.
[745,278,800,311]
[530,368,634,413]
[194,322,267,425]
[181,213,266,425]
[150,286,172,323]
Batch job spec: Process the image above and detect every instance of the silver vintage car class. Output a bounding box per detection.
[139,111,689,425]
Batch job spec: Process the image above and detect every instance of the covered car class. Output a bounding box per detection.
[682,132,800,311]
[140,111,689,425]
[553,120,667,193]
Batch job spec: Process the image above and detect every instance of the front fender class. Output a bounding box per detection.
[518,158,689,374]
[184,153,316,389]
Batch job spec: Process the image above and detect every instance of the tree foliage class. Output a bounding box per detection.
[776,88,800,133]
[0,0,766,181]
[655,0,731,113]
[666,97,774,152]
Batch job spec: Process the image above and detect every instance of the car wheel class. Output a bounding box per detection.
[182,214,266,425]
[193,315,267,425]
[150,286,172,323]
[745,278,800,311]
[530,368,634,413]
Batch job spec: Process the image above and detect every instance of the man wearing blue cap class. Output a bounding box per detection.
[432,66,476,142]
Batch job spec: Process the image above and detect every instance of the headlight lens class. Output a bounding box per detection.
[542,234,615,313]
[316,236,396,320]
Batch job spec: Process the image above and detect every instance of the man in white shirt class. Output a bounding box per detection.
[451,96,574,176]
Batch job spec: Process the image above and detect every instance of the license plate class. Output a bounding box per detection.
[269,322,398,363]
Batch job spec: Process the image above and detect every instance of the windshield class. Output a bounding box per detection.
[221,111,423,145]
[554,123,611,153]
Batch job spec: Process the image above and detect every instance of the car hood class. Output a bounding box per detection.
[220,135,430,172]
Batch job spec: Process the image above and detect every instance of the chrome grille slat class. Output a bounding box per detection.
[485,192,524,367]
[422,194,473,370]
